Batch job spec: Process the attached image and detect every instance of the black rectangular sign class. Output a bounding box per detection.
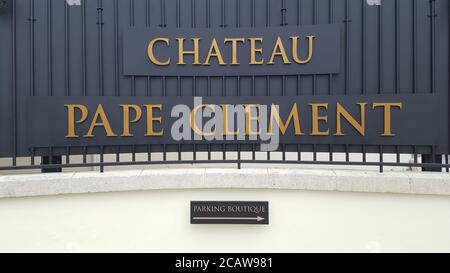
[25,94,448,154]
[123,25,341,76]
[191,201,269,225]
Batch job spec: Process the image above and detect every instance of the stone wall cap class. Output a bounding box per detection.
[0,168,450,198]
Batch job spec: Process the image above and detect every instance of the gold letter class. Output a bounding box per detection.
[372,102,403,136]
[65,104,88,138]
[268,37,291,65]
[310,103,329,136]
[144,104,164,136]
[334,103,367,136]
[224,38,245,65]
[249,38,264,65]
[121,104,143,137]
[85,104,117,138]
[147,38,170,66]
[221,104,239,136]
[291,36,315,64]
[269,103,304,136]
[177,38,201,65]
[244,104,261,136]
[204,38,226,65]
[189,104,216,136]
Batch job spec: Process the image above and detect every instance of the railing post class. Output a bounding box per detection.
[41,156,62,173]
[422,154,442,172]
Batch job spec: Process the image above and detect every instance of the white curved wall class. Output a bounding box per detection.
[0,187,449,252]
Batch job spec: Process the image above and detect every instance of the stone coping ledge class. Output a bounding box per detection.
[0,168,450,198]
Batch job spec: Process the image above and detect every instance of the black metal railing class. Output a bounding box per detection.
[0,144,448,173]
[0,0,448,175]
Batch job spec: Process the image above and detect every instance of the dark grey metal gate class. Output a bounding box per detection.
[0,0,449,172]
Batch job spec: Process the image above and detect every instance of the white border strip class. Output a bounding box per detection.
[0,168,450,198]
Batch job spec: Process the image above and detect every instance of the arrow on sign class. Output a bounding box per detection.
[192,216,265,222]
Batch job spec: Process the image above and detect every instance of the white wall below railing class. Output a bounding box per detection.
[0,168,449,252]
